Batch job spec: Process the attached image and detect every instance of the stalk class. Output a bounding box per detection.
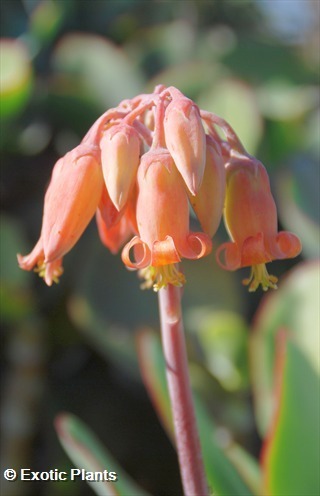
[158,283,209,496]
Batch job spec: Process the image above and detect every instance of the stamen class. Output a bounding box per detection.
[34,261,46,278]
[242,264,278,292]
[138,264,186,292]
[34,261,63,284]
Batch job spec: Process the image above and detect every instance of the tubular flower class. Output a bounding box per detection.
[121,149,212,290]
[18,143,104,284]
[216,155,302,291]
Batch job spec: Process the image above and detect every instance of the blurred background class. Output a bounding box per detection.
[1,1,319,495]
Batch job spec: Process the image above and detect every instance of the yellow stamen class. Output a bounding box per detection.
[242,264,278,292]
[138,264,186,292]
[34,261,63,284]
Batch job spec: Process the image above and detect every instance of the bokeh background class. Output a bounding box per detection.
[1,1,319,495]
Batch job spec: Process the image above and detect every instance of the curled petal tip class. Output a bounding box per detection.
[121,236,151,270]
[274,231,302,259]
[17,253,24,267]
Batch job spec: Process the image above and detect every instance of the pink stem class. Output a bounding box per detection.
[158,283,209,496]
[200,109,246,154]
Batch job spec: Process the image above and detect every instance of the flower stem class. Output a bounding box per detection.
[158,283,209,496]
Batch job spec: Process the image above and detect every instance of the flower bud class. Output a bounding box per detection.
[164,97,206,195]
[189,136,226,237]
[100,123,140,211]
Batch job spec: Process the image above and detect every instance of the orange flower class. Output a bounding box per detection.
[121,149,212,290]
[216,155,302,291]
[17,143,104,285]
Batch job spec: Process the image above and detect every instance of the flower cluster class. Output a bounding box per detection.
[18,85,301,291]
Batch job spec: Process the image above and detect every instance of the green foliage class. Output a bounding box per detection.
[250,262,320,436]
[0,39,33,119]
[263,338,319,495]
[55,413,150,496]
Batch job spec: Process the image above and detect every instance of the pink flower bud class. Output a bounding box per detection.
[189,136,226,237]
[164,97,206,195]
[100,123,140,211]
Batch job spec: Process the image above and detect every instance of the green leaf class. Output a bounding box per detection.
[0,39,33,119]
[198,79,263,154]
[136,329,255,496]
[0,215,36,323]
[52,34,144,108]
[147,61,221,101]
[67,294,140,382]
[250,261,320,436]
[55,413,150,496]
[276,168,320,260]
[262,335,320,495]
[187,309,250,391]
[257,81,319,121]
[136,329,173,437]
[29,0,64,43]
[225,443,262,496]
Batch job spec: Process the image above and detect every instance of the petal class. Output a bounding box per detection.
[136,150,190,250]
[17,237,44,271]
[121,236,151,269]
[224,157,278,246]
[241,233,272,267]
[179,232,212,260]
[97,186,123,229]
[151,236,181,266]
[43,259,64,286]
[272,231,302,260]
[96,208,133,255]
[216,241,241,271]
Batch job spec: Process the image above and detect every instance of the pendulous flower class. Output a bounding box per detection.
[216,154,302,291]
[121,149,212,290]
[18,143,104,284]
